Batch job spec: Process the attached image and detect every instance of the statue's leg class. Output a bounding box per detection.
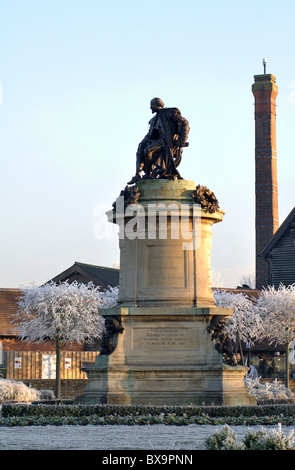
[144,142,162,178]
[128,145,145,185]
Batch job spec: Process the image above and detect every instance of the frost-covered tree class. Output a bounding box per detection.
[12,281,118,398]
[257,284,295,388]
[213,289,263,363]
[238,272,256,289]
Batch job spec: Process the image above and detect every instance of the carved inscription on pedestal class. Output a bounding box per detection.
[131,327,198,352]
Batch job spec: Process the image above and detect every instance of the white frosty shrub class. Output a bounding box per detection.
[244,376,294,400]
[269,378,294,399]
[205,424,295,450]
[0,378,41,403]
[243,423,295,450]
[204,424,244,450]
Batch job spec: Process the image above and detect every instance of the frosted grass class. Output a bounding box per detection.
[1,424,295,450]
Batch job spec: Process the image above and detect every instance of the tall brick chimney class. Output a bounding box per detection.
[252,63,279,289]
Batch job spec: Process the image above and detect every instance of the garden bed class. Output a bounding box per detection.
[1,403,295,427]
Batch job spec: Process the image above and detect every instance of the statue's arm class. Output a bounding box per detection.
[171,111,190,147]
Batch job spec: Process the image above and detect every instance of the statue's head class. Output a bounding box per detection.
[150,97,164,113]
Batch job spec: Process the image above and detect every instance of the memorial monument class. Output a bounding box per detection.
[76,98,255,406]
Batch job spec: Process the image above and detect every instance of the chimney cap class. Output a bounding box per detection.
[263,58,267,74]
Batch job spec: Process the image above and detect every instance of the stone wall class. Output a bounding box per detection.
[23,379,88,400]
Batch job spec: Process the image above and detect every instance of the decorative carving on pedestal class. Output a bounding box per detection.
[192,185,220,214]
[206,316,237,366]
[112,186,140,212]
[99,316,124,355]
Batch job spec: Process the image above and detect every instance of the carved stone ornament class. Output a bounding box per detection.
[99,316,124,356]
[112,185,140,212]
[192,184,220,213]
[206,316,237,366]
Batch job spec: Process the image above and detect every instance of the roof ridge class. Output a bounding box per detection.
[260,206,295,256]
[75,261,119,271]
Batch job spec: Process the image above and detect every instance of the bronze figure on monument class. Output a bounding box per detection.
[128,98,190,184]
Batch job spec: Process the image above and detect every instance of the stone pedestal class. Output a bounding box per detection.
[76,179,256,406]
[76,306,254,405]
[116,179,219,308]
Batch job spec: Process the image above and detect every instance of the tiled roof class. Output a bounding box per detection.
[49,261,119,289]
[0,288,21,336]
[260,206,295,257]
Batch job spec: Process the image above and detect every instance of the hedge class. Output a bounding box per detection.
[2,415,295,427]
[3,403,295,419]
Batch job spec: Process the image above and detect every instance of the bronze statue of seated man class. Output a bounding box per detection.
[128,97,189,185]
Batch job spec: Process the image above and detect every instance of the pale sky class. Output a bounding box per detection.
[1,0,295,288]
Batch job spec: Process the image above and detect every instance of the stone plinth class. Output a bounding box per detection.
[76,179,256,406]
[111,179,223,308]
[76,305,255,405]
